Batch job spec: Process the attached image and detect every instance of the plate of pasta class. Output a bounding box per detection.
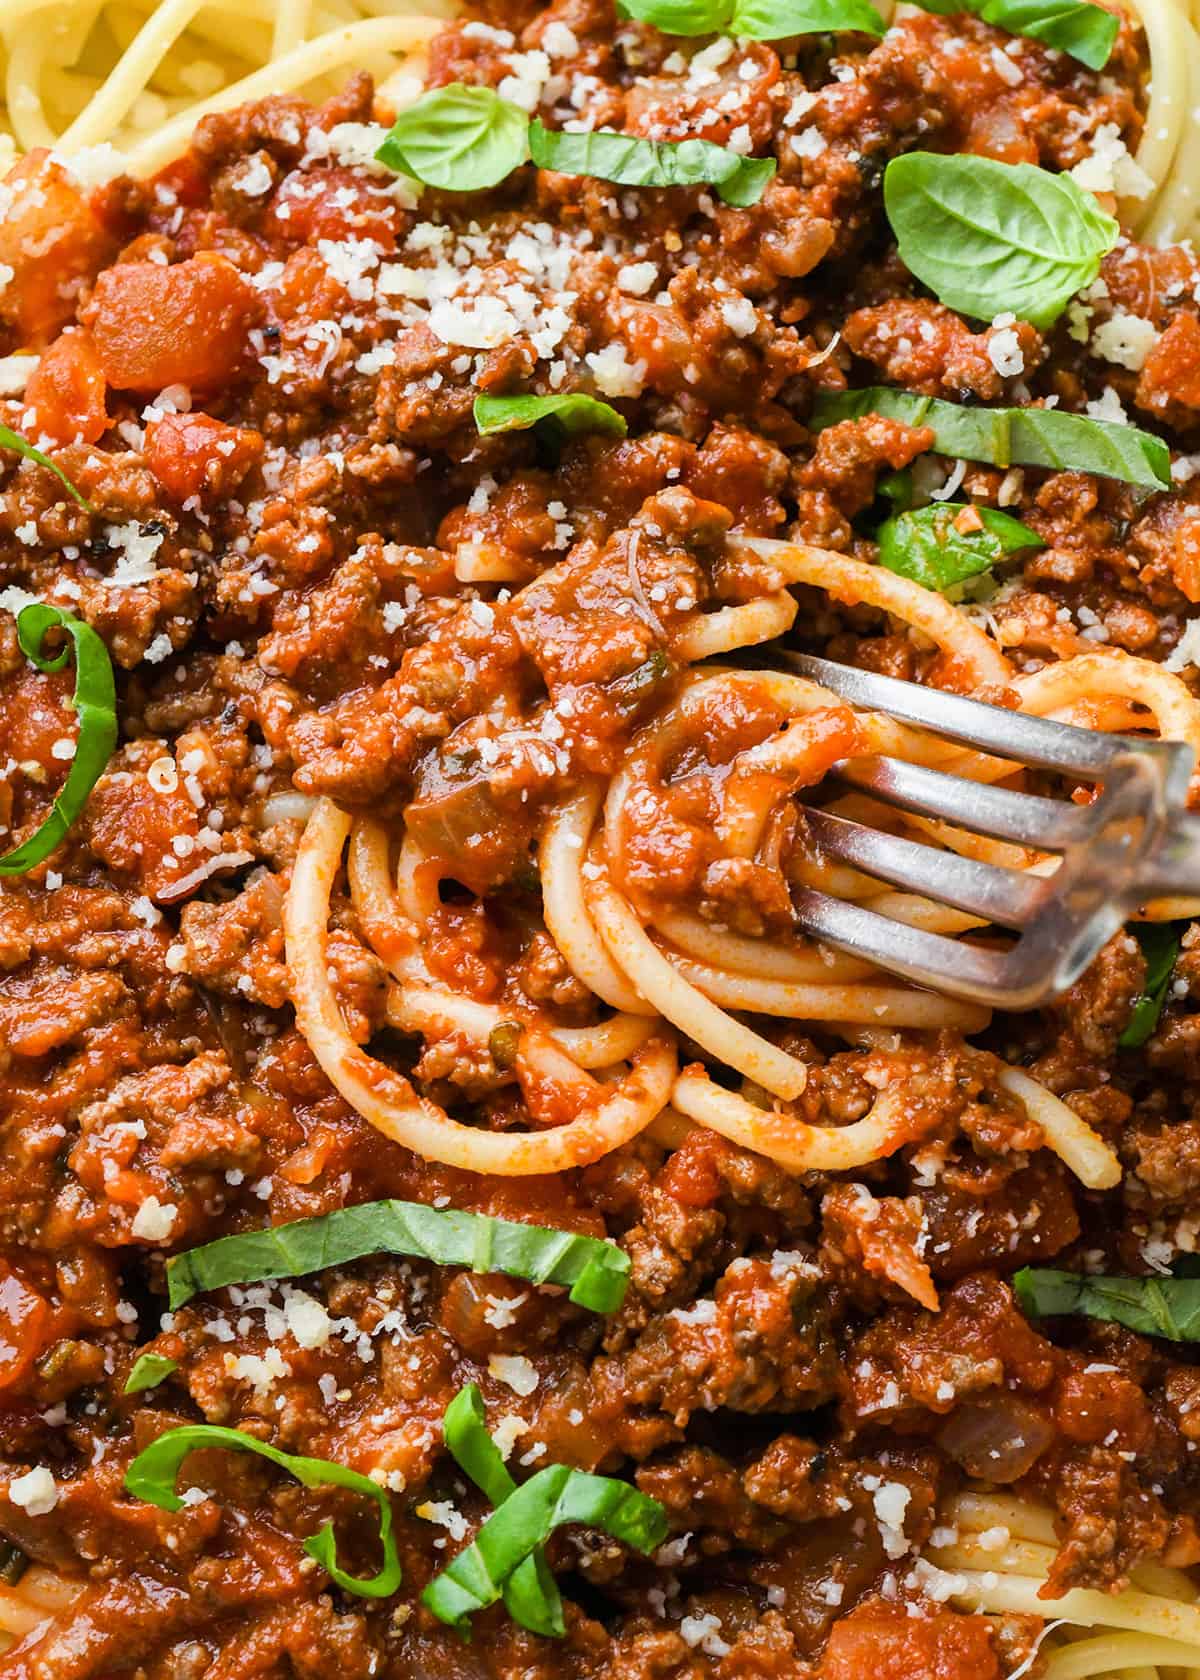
[0,0,1199,1674]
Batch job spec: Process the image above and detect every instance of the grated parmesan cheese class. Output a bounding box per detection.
[1090,311,1159,371]
[8,1467,58,1515]
[131,1196,177,1242]
[585,342,647,397]
[1070,122,1154,200]
[488,1354,539,1395]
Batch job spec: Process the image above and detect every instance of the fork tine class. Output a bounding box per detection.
[790,888,1032,1004]
[789,888,1122,1009]
[778,652,1170,777]
[793,755,1165,1004]
[803,809,1051,927]
[837,756,1096,849]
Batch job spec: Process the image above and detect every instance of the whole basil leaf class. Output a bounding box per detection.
[1015,1268,1200,1341]
[877,502,1044,591]
[733,0,886,33]
[910,0,1117,68]
[474,393,628,439]
[811,387,1171,490]
[528,119,775,206]
[617,0,731,28]
[1119,921,1186,1048]
[374,84,529,191]
[981,0,1117,65]
[884,152,1118,329]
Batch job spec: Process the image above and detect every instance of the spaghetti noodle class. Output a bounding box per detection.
[0,0,449,174]
[930,1493,1200,1678]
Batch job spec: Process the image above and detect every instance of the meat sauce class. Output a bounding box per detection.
[0,6,1196,1678]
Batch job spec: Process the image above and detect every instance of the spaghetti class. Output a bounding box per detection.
[281,535,1182,1190]
[930,1493,1200,1678]
[0,0,449,175]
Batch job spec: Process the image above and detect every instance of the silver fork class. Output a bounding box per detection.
[769,653,1200,1009]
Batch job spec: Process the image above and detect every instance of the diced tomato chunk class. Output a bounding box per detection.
[84,763,202,903]
[84,252,260,393]
[0,151,115,348]
[818,1602,1001,1680]
[0,1262,50,1390]
[1138,312,1200,413]
[145,411,263,501]
[658,1129,726,1208]
[0,662,77,777]
[24,328,107,445]
[147,153,211,212]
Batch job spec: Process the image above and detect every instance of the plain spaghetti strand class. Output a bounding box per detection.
[929,1490,1200,1671]
[0,0,452,162]
[1119,0,1192,234]
[56,0,210,150]
[996,1065,1121,1190]
[1042,1634,1200,1677]
[1141,6,1200,246]
[124,13,446,173]
[272,0,314,55]
[4,26,60,151]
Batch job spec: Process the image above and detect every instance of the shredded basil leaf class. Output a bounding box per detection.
[0,424,92,510]
[884,153,1118,328]
[125,1424,402,1598]
[618,0,885,37]
[422,1460,667,1629]
[0,604,117,876]
[166,1200,631,1314]
[444,1385,520,1515]
[1119,921,1186,1048]
[911,0,1117,67]
[811,387,1171,490]
[474,393,628,440]
[877,502,1044,592]
[374,84,530,191]
[123,1354,179,1395]
[1015,1268,1200,1341]
[528,119,776,207]
[443,1385,563,1635]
